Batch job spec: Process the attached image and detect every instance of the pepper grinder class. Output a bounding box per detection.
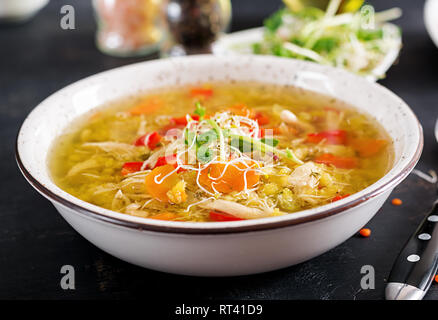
[162,0,231,56]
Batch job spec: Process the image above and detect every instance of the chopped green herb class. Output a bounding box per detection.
[357,29,384,41]
[194,102,206,120]
[184,128,196,146]
[197,130,217,146]
[312,37,338,53]
[264,8,286,32]
[261,137,279,147]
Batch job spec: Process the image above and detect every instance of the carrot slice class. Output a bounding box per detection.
[258,127,282,137]
[314,154,358,169]
[307,130,347,145]
[350,138,387,157]
[149,212,178,221]
[129,97,162,115]
[228,103,255,118]
[121,162,144,176]
[145,164,180,202]
[199,160,260,194]
[209,211,244,222]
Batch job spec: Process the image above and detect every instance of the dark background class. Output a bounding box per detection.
[1,0,437,300]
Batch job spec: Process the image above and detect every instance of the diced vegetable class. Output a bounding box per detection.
[264,7,286,32]
[209,211,244,222]
[359,228,371,237]
[159,123,186,136]
[253,112,270,125]
[134,131,162,149]
[230,134,303,165]
[350,138,387,157]
[228,103,255,117]
[149,212,179,220]
[154,154,177,168]
[277,188,298,212]
[145,164,181,202]
[171,114,200,126]
[260,137,279,147]
[167,180,187,204]
[331,194,351,202]
[152,154,186,173]
[129,98,162,115]
[190,87,213,99]
[194,102,206,120]
[199,160,260,194]
[391,198,402,206]
[314,153,358,169]
[121,162,144,176]
[307,130,347,145]
[259,127,282,137]
[357,29,383,41]
[312,37,338,53]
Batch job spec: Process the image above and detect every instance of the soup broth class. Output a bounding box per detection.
[49,82,393,222]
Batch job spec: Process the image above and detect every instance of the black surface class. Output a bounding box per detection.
[388,201,438,291]
[0,0,437,300]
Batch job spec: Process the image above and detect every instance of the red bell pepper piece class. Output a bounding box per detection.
[331,194,351,202]
[253,112,270,126]
[307,130,347,145]
[134,131,162,149]
[209,211,244,222]
[171,114,200,126]
[159,123,185,136]
[153,154,187,173]
[121,162,144,176]
[314,154,358,169]
[190,87,213,99]
[154,154,177,168]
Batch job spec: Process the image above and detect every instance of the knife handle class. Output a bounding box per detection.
[386,200,438,299]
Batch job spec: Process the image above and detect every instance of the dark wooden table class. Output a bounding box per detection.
[1,0,437,300]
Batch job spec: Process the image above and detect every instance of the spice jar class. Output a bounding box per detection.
[162,0,231,56]
[93,0,164,57]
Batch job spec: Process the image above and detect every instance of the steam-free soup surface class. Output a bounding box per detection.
[50,82,393,222]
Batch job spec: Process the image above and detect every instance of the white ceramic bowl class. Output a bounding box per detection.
[0,0,49,22]
[16,55,422,276]
[212,27,402,82]
[425,0,438,49]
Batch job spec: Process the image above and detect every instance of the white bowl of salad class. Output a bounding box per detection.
[213,0,402,81]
